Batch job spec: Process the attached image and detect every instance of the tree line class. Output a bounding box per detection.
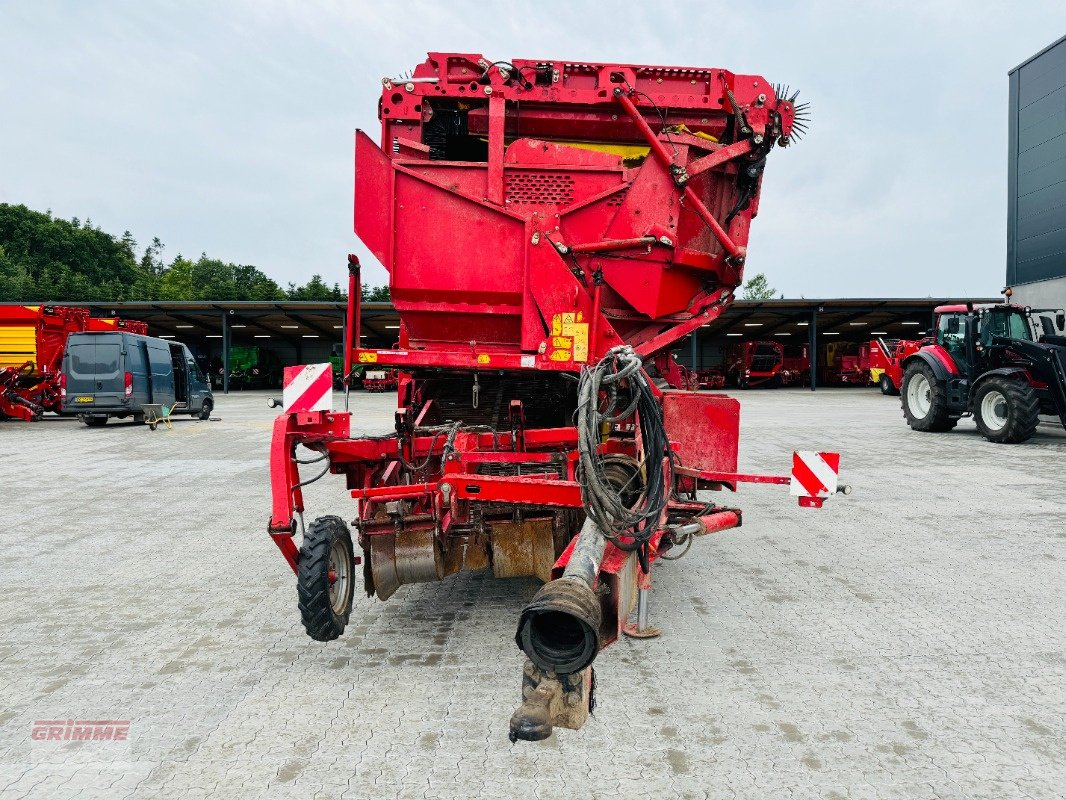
[0,204,390,303]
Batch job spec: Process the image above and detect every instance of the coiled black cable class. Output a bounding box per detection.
[575,346,672,553]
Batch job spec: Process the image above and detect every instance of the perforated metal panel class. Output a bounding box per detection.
[505,173,575,206]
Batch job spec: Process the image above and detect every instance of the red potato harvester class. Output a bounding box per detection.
[266,53,845,740]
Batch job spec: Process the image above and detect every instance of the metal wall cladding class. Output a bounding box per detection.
[1009,36,1066,286]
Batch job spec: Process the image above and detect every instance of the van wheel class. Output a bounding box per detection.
[298,516,355,642]
[82,415,108,427]
[199,399,213,420]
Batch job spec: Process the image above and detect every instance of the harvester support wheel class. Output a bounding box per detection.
[880,375,898,396]
[901,362,957,432]
[298,515,356,641]
[973,377,1039,444]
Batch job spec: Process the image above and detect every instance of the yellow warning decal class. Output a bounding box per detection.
[358,351,378,363]
[561,321,588,363]
[548,312,589,363]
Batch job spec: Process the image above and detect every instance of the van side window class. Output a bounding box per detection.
[126,342,146,373]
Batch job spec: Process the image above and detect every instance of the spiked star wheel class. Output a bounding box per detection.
[773,83,811,142]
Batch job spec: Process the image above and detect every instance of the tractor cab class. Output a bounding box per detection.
[899,303,1066,443]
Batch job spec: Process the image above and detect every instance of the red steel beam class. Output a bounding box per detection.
[614,89,745,263]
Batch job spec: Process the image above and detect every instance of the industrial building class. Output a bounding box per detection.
[1008,34,1066,308]
[67,296,994,392]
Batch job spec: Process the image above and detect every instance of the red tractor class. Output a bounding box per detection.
[900,303,1066,443]
[267,53,840,740]
[868,336,922,395]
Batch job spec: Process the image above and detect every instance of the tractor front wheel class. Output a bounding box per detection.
[973,377,1039,444]
[297,515,355,642]
[901,362,957,432]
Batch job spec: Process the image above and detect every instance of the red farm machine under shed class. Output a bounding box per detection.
[869,336,922,395]
[267,53,842,740]
[725,340,809,388]
[0,305,147,421]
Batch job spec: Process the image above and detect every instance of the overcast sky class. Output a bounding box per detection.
[2,1,1064,298]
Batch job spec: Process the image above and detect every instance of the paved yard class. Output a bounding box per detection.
[0,388,1063,799]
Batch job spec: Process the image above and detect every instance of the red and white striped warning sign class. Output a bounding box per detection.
[789,451,841,498]
[282,364,332,413]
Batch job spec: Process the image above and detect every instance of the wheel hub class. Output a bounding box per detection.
[980,390,1009,432]
[327,540,350,615]
[907,373,931,418]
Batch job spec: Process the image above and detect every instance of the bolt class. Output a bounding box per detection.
[753,134,764,144]
[757,93,766,104]
[405,82,414,93]
[565,692,581,707]
[484,86,492,96]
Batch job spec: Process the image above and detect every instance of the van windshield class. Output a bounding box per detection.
[69,343,121,374]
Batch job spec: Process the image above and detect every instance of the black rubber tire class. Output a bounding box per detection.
[198,399,212,420]
[82,415,108,427]
[901,362,957,432]
[880,375,898,396]
[972,377,1039,444]
[297,515,355,642]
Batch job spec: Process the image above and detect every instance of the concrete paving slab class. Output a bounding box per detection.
[0,387,1063,799]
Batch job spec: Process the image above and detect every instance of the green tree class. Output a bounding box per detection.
[287,274,344,301]
[0,202,355,304]
[362,284,391,302]
[741,273,777,301]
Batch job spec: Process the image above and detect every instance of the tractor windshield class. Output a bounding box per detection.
[980,309,1031,345]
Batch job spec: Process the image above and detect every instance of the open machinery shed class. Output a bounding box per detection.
[46,297,995,393]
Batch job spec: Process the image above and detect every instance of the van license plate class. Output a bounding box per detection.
[75,396,95,403]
